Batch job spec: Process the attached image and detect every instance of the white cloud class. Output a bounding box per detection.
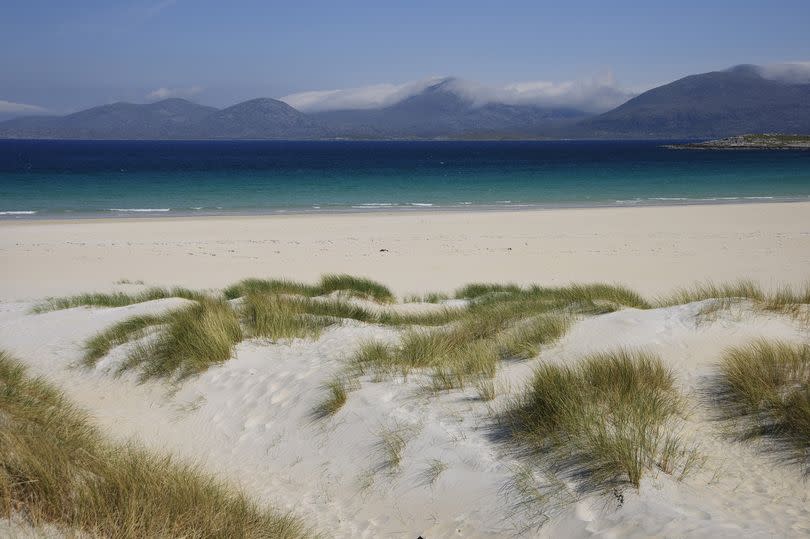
[280,78,445,112]
[0,99,47,114]
[451,72,636,112]
[281,72,636,113]
[755,61,810,84]
[146,85,203,101]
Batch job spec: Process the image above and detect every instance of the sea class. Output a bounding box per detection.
[1,140,809,218]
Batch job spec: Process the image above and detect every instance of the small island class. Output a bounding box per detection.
[666,133,810,150]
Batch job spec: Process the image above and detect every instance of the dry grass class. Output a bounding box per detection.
[351,311,570,389]
[311,377,356,419]
[457,282,651,311]
[657,279,810,314]
[373,423,418,475]
[475,378,497,401]
[402,292,451,304]
[32,287,206,313]
[656,280,765,307]
[240,294,333,341]
[224,274,394,303]
[0,351,306,538]
[83,314,163,366]
[122,299,243,380]
[76,277,807,390]
[499,349,693,491]
[713,340,810,466]
[418,459,448,487]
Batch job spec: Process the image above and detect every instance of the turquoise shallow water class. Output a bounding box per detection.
[1,140,809,218]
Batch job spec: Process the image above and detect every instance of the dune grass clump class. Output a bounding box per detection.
[475,378,497,401]
[240,294,333,341]
[656,279,810,309]
[78,279,645,385]
[83,314,163,366]
[497,316,571,360]
[419,459,448,487]
[374,423,418,475]
[352,312,570,389]
[224,274,394,303]
[123,299,242,380]
[656,280,765,307]
[500,349,691,491]
[223,278,314,300]
[311,376,357,419]
[457,282,651,311]
[714,340,810,464]
[317,274,395,303]
[455,283,523,300]
[402,292,451,304]
[32,287,206,313]
[0,351,306,538]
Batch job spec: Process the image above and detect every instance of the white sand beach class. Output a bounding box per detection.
[1,202,809,537]
[2,201,809,301]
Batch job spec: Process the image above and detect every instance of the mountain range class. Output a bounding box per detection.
[2,65,809,140]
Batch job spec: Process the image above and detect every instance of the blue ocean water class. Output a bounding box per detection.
[1,140,809,218]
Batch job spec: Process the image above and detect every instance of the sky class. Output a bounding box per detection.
[1,0,809,116]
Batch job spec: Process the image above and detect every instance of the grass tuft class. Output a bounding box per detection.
[374,423,416,474]
[499,349,691,491]
[497,316,571,360]
[475,378,497,401]
[713,340,810,466]
[124,299,242,380]
[223,274,394,303]
[419,459,448,487]
[455,282,523,300]
[352,312,569,389]
[317,274,395,303]
[0,350,306,538]
[32,287,206,313]
[240,294,332,341]
[402,292,451,304]
[656,280,765,307]
[312,377,356,419]
[83,314,163,367]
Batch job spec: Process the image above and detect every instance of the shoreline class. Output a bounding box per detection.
[2,195,809,222]
[2,201,809,302]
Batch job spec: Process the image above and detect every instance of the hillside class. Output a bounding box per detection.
[580,65,810,138]
[2,65,810,139]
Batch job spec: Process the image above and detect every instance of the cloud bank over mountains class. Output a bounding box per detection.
[754,62,810,84]
[282,72,638,113]
[146,86,204,101]
[0,100,47,114]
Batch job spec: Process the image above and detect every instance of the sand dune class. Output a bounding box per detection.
[1,295,807,537]
[1,202,809,536]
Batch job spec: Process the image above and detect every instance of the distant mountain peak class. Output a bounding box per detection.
[2,63,809,139]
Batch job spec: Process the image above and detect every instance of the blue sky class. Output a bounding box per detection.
[1,0,809,114]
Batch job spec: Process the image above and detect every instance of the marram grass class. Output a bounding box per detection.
[656,279,810,312]
[351,307,570,388]
[32,287,206,313]
[224,274,395,303]
[0,350,306,538]
[499,349,694,491]
[75,276,809,385]
[714,340,810,465]
[83,314,163,366]
[122,299,242,381]
[240,293,333,341]
[311,376,357,419]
